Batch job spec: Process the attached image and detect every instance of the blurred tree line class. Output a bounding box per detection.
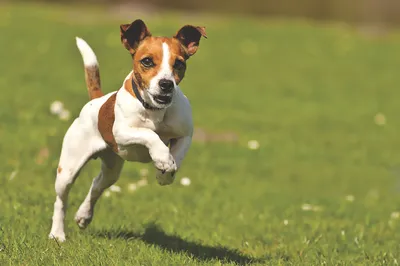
[15,0,400,25]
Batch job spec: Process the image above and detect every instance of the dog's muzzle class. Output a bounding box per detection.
[153,79,174,104]
[153,94,173,105]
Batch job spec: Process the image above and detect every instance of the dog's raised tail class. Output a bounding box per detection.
[75,37,103,100]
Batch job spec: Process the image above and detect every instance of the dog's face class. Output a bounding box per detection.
[120,20,207,109]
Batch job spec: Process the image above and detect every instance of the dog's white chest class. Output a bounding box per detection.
[113,88,192,163]
[116,117,180,163]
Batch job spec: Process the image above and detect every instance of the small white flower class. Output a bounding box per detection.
[137,179,148,187]
[374,113,386,126]
[180,177,191,186]
[345,195,355,202]
[391,211,400,219]
[341,230,345,236]
[301,204,313,211]
[50,101,64,115]
[301,203,322,212]
[104,191,111,197]
[247,140,260,150]
[109,185,121,193]
[139,168,149,177]
[9,170,18,181]
[58,109,71,121]
[283,219,289,226]
[128,183,137,192]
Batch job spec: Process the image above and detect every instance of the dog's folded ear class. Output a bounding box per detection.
[120,19,151,54]
[174,25,207,57]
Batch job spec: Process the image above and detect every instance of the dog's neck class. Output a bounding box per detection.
[123,71,165,112]
[130,77,163,111]
[120,72,168,124]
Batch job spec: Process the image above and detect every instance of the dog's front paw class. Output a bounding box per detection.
[156,170,176,186]
[151,150,177,174]
[49,231,66,243]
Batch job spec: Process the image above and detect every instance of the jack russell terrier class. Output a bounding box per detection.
[49,19,206,242]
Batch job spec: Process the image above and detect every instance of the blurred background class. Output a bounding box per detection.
[2,0,400,264]
[11,0,400,26]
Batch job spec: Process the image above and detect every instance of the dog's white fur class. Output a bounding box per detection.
[49,38,193,242]
[76,37,97,66]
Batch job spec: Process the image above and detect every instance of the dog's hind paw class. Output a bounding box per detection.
[74,209,93,229]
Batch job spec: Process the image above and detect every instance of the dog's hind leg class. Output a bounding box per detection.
[75,150,124,229]
[49,119,106,242]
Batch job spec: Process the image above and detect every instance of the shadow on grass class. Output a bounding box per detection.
[95,223,265,265]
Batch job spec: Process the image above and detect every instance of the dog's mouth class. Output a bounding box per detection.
[153,94,173,105]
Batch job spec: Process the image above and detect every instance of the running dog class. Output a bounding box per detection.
[49,19,206,242]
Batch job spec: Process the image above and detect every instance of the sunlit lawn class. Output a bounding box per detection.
[1,3,400,265]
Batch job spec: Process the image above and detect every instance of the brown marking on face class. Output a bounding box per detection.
[132,37,163,90]
[131,37,188,90]
[120,20,206,94]
[98,93,118,153]
[166,38,188,84]
[85,65,103,100]
[57,166,62,174]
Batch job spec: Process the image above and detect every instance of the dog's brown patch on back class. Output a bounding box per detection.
[98,93,118,152]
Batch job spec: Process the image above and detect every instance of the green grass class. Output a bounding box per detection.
[2,2,400,265]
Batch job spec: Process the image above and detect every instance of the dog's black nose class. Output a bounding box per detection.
[159,79,174,93]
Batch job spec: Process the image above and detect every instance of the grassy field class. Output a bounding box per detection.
[2,2,400,265]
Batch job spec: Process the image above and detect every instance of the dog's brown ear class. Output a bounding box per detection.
[174,25,207,57]
[120,19,151,54]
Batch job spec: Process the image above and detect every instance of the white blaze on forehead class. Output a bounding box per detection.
[161,42,171,74]
[147,42,176,101]
[155,42,174,82]
[149,42,174,88]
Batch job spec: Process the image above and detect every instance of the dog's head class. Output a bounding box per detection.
[120,19,207,109]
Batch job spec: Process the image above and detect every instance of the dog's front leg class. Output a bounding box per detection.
[156,135,192,185]
[114,127,177,174]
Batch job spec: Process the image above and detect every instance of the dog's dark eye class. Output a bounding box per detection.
[141,57,154,68]
[173,59,185,70]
